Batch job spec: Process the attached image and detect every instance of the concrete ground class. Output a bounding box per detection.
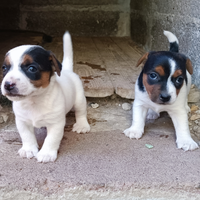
[0,96,200,200]
[0,31,200,199]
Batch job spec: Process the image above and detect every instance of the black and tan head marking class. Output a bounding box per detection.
[20,46,62,88]
[137,51,193,104]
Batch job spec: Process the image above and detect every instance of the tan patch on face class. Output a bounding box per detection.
[4,55,11,66]
[172,69,182,78]
[154,66,165,76]
[22,54,33,65]
[30,71,51,88]
[172,69,183,95]
[143,73,161,102]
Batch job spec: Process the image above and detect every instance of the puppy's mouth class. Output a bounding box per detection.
[6,93,25,98]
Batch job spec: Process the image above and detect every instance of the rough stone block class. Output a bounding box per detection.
[130,13,149,46]
[20,0,120,6]
[24,10,119,36]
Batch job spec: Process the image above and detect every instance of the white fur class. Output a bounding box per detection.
[1,32,90,162]
[166,59,177,104]
[124,68,199,151]
[164,30,179,44]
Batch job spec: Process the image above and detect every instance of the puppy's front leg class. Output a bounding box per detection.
[168,110,199,151]
[123,100,148,139]
[36,120,65,163]
[16,118,39,159]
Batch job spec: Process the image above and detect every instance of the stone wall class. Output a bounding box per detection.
[0,0,130,37]
[131,0,200,87]
[1,0,200,86]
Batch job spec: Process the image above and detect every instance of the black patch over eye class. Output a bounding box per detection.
[28,65,38,73]
[21,63,41,80]
[172,75,184,89]
[2,65,10,77]
[149,72,158,80]
[176,76,183,84]
[2,65,7,72]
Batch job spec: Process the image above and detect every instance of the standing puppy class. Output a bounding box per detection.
[1,32,90,162]
[124,31,199,151]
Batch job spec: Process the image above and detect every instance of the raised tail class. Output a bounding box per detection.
[163,30,179,53]
[62,31,73,71]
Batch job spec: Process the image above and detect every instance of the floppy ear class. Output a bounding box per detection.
[136,52,149,67]
[186,58,193,75]
[49,52,62,76]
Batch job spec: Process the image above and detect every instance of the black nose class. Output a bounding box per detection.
[4,82,16,91]
[159,93,171,102]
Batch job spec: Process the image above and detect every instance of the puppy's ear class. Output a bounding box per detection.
[136,52,149,67]
[49,52,62,76]
[186,58,193,75]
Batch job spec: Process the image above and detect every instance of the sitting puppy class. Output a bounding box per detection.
[124,31,199,151]
[1,32,90,162]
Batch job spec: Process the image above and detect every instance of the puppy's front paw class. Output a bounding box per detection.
[146,109,160,120]
[18,145,38,159]
[36,149,57,163]
[72,121,90,133]
[177,138,199,151]
[123,126,143,139]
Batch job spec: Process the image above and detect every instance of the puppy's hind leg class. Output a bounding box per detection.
[73,90,90,134]
[146,109,160,120]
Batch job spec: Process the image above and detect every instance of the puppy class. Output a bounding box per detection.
[1,32,90,162]
[124,31,199,151]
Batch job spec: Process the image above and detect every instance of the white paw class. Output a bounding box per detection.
[123,126,143,139]
[146,109,160,120]
[18,145,38,159]
[36,149,57,163]
[72,121,90,133]
[176,138,199,151]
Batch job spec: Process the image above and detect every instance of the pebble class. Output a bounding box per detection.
[91,103,99,109]
[194,120,199,125]
[122,103,132,111]
[193,126,198,132]
[191,105,199,112]
[190,114,200,121]
[1,113,9,123]
[195,110,200,115]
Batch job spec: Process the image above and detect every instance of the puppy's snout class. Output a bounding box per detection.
[159,93,171,102]
[4,81,16,91]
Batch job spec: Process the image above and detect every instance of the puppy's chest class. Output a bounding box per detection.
[14,101,53,128]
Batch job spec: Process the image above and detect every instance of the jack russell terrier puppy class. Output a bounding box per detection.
[124,31,199,151]
[1,32,90,162]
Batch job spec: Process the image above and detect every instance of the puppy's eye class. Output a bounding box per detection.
[28,65,38,73]
[149,72,158,80]
[176,76,183,84]
[2,65,7,72]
